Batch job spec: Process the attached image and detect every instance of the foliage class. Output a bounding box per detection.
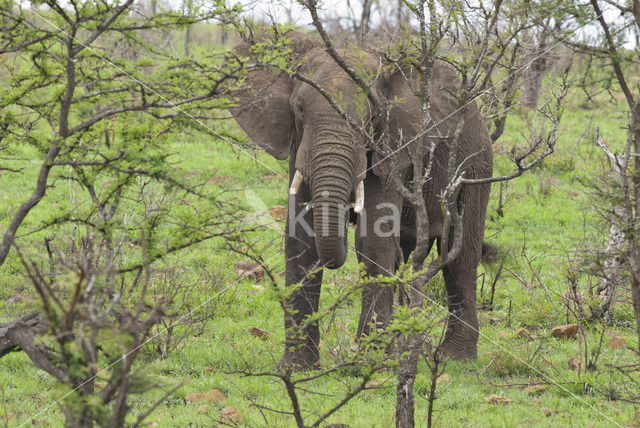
[0,0,244,269]
[0,1,265,426]
[0,0,640,427]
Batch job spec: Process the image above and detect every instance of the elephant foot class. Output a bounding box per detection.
[440,316,479,360]
[440,337,477,360]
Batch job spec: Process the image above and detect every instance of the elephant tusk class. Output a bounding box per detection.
[353,180,364,214]
[289,170,304,195]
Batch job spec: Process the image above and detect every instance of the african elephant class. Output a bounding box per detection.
[230,30,493,369]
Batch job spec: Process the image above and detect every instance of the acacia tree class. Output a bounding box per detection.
[0,0,243,269]
[566,0,640,344]
[0,1,270,426]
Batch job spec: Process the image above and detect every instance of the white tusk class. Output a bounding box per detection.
[289,170,304,195]
[353,180,364,214]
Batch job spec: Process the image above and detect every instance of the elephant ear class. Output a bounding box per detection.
[371,65,418,178]
[230,31,320,160]
[372,61,461,178]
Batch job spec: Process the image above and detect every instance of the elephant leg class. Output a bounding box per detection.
[440,188,487,359]
[281,192,323,370]
[355,176,403,338]
[356,262,395,338]
[440,252,480,359]
[398,234,417,265]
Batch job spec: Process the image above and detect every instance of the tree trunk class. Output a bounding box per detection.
[0,312,48,356]
[632,105,640,351]
[594,222,624,317]
[592,175,625,320]
[632,273,640,352]
[521,27,553,109]
[359,0,373,43]
[395,190,431,428]
[0,142,61,268]
[0,312,67,380]
[395,286,424,428]
[522,60,546,108]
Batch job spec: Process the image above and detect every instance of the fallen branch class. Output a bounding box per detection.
[0,311,66,381]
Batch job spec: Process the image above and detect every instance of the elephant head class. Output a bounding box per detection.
[230,30,469,269]
[230,30,382,268]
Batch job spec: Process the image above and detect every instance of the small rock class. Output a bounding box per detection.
[219,406,243,424]
[608,335,625,350]
[205,389,227,403]
[249,326,270,341]
[483,394,513,405]
[234,261,264,282]
[488,317,501,325]
[205,366,215,372]
[551,324,579,339]
[541,407,554,417]
[568,356,583,372]
[185,392,205,403]
[515,327,534,341]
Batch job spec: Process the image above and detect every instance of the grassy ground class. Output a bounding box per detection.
[1,80,639,427]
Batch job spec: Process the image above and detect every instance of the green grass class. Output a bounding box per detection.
[1,82,640,427]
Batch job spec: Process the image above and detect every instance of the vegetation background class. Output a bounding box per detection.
[1,1,639,427]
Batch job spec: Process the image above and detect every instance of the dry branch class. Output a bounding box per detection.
[0,312,65,380]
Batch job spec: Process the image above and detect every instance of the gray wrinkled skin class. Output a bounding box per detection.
[231,31,493,369]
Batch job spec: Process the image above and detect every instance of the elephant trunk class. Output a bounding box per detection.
[310,132,359,269]
[313,198,348,269]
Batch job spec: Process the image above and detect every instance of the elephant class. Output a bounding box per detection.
[230,30,493,369]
